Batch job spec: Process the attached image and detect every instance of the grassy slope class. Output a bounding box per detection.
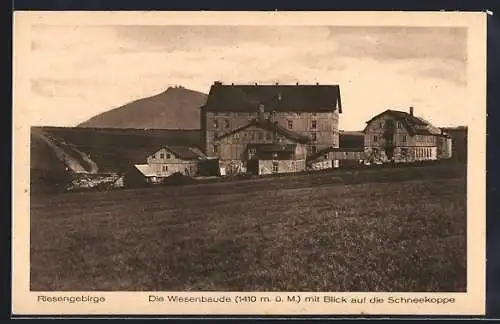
[30,164,466,292]
[31,126,202,173]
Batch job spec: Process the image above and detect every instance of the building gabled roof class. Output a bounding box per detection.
[363,109,443,136]
[215,119,311,144]
[201,82,342,113]
[164,145,207,160]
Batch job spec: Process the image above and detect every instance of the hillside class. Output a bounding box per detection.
[78,86,208,129]
[30,127,203,192]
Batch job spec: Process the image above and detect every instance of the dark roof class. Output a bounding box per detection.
[247,143,297,153]
[165,146,206,160]
[215,119,311,144]
[202,83,342,113]
[364,109,441,136]
[339,131,364,149]
[306,146,365,162]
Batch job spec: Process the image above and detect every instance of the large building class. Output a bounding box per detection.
[363,107,453,163]
[200,82,343,163]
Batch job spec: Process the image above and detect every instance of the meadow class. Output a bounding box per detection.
[30,163,467,292]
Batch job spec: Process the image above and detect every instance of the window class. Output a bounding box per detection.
[152,154,156,159]
[373,135,378,142]
[311,120,317,129]
[160,153,165,159]
[324,154,328,159]
[166,153,171,159]
[402,135,407,143]
[312,112,317,116]
[311,132,317,141]
[234,132,240,140]
[311,146,317,154]
[380,120,384,128]
[265,132,272,140]
[257,132,264,140]
[396,121,401,129]
[162,165,168,172]
[272,161,279,173]
[250,131,255,140]
[213,120,219,129]
[248,148,256,154]
[296,113,302,117]
[213,145,219,153]
[287,120,293,129]
[224,119,230,129]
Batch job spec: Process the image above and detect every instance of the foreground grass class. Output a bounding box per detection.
[30,165,466,292]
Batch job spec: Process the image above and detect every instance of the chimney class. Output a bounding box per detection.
[254,82,258,86]
[275,82,279,86]
[296,82,299,86]
[316,82,319,85]
[409,106,414,116]
[258,103,265,120]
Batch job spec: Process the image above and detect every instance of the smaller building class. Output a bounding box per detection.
[246,143,308,175]
[308,147,366,170]
[133,145,207,183]
[307,130,366,170]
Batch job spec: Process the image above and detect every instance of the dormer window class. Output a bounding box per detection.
[160,153,165,159]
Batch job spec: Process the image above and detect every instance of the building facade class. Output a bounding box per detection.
[363,107,452,163]
[134,145,206,182]
[213,119,309,175]
[201,82,342,160]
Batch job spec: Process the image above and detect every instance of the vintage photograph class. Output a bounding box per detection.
[26,21,471,293]
[12,12,487,316]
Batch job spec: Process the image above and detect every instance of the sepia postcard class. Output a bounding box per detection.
[12,11,487,316]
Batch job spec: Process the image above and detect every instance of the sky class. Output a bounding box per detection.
[29,25,468,130]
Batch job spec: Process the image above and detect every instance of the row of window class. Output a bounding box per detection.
[415,135,435,143]
[213,145,319,154]
[415,147,433,159]
[372,135,407,142]
[211,119,320,130]
[378,120,403,129]
[221,131,321,143]
[211,112,322,117]
[151,152,172,159]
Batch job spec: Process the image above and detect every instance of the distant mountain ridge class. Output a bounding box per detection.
[78,86,208,129]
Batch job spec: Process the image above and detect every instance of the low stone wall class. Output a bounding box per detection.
[66,173,124,191]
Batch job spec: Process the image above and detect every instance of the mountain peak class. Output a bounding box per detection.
[78,87,208,129]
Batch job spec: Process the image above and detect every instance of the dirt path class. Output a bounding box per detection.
[35,131,98,174]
